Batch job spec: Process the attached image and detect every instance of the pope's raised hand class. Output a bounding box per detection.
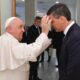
[41,15,52,35]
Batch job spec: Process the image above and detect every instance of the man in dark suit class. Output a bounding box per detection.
[26,16,42,80]
[51,29,64,66]
[48,29,64,64]
[41,3,80,80]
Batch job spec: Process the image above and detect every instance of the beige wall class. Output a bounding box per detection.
[0,0,17,34]
[0,15,1,35]
[0,0,1,35]
[0,0,12,34]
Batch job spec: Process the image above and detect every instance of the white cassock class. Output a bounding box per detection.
[0,32,51,80]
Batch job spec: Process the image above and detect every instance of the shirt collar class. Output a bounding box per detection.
[64,21,75,36]
[35,26,38,28]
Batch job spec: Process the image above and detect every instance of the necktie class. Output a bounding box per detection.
[37,27,40,34]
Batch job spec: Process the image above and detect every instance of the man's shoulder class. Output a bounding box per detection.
[28,25,36,31]
[28,25,34,29]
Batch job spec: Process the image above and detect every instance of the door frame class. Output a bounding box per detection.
[12,0,16,16]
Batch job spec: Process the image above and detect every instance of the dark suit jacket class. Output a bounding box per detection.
[26,24,41,44]
[48,29,63,46]
[26,24,41,60]
[51,29,64,50]
[59,23,80,80]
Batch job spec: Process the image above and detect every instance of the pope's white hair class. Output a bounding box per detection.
[5,17,21,29]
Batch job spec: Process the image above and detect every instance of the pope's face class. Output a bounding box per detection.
[11,19,25,41]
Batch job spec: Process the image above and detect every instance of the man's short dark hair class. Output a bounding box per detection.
[47,3,71,21]
[35,16,42,20]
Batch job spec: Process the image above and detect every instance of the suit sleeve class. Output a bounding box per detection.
[66,36,80,80]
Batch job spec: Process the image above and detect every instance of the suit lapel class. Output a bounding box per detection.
[60,23,76,60]
[62,23,77,44]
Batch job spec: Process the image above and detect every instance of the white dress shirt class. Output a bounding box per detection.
[64,21,75,36]
[0,32,51,80]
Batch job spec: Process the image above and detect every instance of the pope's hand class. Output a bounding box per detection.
[41,15,52,35]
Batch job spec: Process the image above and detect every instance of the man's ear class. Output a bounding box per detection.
[59,16,67,24]
[60,16,67,21]
[59,16,65,21]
